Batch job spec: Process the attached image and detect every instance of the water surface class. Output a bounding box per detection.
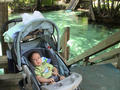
[8,10,120,60]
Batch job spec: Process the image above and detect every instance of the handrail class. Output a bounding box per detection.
[66,0,79,10]
[89,48,120,63]
[66,31,120,66]
[60,27,70,62]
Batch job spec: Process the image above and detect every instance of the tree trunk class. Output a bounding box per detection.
[98,0,101,13]
[114,1,120,16]
[89,0,96,21]
[111,0,114,16]
[93,0,96,8]
[107,0,110,12]
[36,0,41,10]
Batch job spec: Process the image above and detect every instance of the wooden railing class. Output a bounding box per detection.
[66,31,120,68]
[60,27,70,63]
[66,0,79,10]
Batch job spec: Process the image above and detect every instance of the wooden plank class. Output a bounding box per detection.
[0,3,8,55]
[116,54,120,69]
[0,73,22,90]
[0,56,8,68]
[89,48,120,62]
[67,31,120,66]
[96,58,117,67]
[0,73,22,80]
[60,27,70,62]
[0,56,8,73]
[0,86,20,90]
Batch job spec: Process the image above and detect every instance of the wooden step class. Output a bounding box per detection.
[0,73,22,90]
[0,56,8,73]
[0,56,8,68]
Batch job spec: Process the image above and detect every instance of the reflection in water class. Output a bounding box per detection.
[8,10,120,59]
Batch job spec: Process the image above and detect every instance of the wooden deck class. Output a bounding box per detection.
[0,56,22,90]
[0,73,22,90]
[68,30,120,90]
[70,63,120,90]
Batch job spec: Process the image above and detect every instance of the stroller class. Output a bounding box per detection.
[3,16,82,90]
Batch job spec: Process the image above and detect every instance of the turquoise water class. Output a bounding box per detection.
[9,10,120,60]
[0,68,4,75]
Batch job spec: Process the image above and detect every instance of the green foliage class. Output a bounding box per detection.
[41,0,54,6]
[9,0,56,11]
[92,0,120,18]
[8,0,36,11]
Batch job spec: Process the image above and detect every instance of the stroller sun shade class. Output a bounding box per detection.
[14,19,60,70]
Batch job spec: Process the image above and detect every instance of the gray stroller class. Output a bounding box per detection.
[3,18,82,90]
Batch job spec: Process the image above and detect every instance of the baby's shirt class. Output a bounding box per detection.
[35,63,53,78]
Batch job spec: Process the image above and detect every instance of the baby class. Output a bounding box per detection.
[29,51,65,84]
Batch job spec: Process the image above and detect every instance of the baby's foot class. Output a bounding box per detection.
[60,76,65,80]
[50,81,56,84]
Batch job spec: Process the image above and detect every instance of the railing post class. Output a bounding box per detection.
[60,27,70,63]
[117,54,120,69]
[0,2,8,55]
[83,57,89,66]
[0,0,13,55]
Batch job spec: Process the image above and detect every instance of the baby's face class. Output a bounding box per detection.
[31,53,42,66]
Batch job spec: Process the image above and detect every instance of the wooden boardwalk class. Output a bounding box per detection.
[66,30,120,67]
[0,56,22,90]
[0,73,22,90]
[67,29,120,90]
[70,63,120,90]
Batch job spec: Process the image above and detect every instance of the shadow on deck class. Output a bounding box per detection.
[70,63,120,90]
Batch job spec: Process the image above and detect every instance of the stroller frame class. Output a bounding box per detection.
[3,18,72,90]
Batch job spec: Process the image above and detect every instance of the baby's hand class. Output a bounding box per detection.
[60,76,65,80]
[48,78,54,83]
